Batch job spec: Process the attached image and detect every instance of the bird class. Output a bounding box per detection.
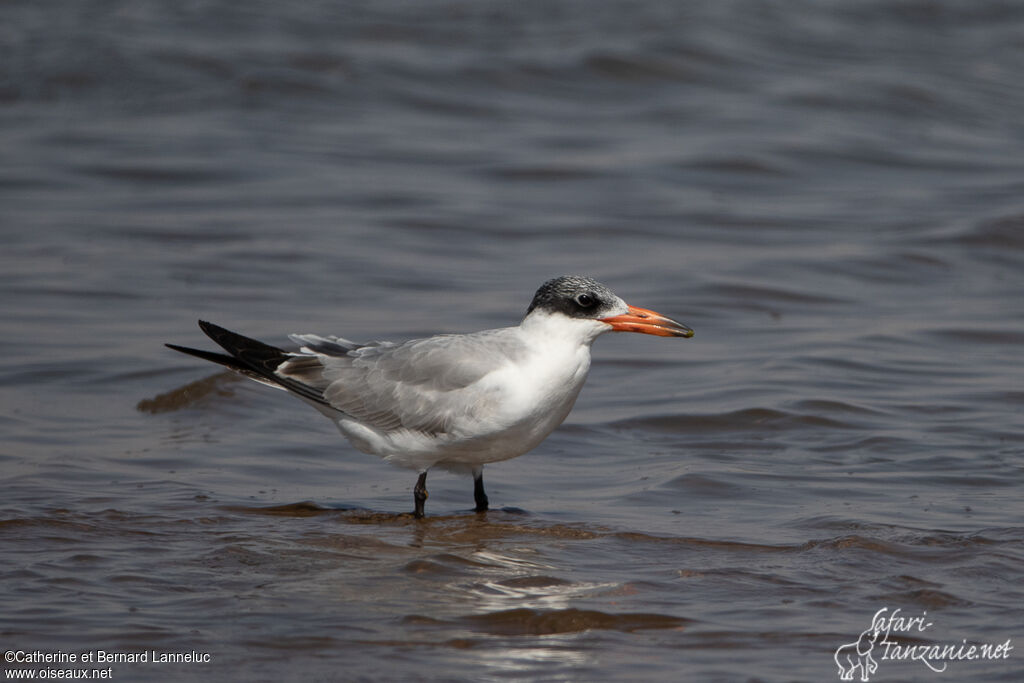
[166,275,693,518]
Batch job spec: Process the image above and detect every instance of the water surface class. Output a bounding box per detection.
[2,1,1022,680]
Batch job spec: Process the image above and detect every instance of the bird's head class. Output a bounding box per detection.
[525,275,694,339]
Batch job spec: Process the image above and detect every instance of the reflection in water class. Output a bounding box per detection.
[136,371,240,414]
[467,640,593,681]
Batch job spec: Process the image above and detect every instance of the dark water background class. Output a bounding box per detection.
[2,1,1023,680]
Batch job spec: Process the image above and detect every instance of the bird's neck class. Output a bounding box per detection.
[518,310,609,349]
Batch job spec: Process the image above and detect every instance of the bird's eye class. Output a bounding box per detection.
[575,293,595,307]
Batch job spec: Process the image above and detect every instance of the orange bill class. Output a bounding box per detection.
[600,305,694,338]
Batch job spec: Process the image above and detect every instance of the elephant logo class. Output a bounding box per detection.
[834,625,882,681]
[834,607,1013,678]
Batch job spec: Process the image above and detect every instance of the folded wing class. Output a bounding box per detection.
[282,330,524,435]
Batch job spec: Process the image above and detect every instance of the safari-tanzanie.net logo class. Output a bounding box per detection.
[833,607,1012,681]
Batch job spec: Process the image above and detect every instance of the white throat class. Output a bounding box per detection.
[519,309,612,348]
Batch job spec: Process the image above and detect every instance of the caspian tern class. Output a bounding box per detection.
[167,276,693,517]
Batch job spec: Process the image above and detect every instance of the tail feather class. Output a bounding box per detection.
[167,321,330,407]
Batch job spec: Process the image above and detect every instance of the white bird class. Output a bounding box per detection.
[167,275,693,517]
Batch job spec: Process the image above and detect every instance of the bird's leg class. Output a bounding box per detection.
[472,466,489,512]
[413,471,428,519]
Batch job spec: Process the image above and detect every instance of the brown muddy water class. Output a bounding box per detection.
[2,1,1023,681]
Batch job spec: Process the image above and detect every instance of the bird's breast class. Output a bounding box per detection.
[478,342,592,438]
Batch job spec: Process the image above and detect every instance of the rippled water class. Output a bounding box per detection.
[2,1,1023,681]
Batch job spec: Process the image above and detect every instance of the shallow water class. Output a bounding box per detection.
[2,1,1023,681]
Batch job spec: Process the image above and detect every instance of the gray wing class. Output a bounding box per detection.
[277,328,525,435]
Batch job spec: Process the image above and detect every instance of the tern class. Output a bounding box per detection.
[166,276,693,517]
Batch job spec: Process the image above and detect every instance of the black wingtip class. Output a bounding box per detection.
[194,320,288,368]
[197,319,226,337]
[165,342,243,368]
[168,322,330,408]
[166,342,195,354]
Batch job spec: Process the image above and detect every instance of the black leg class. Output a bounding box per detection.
[472,467,488,512]
[413,471,428,519]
